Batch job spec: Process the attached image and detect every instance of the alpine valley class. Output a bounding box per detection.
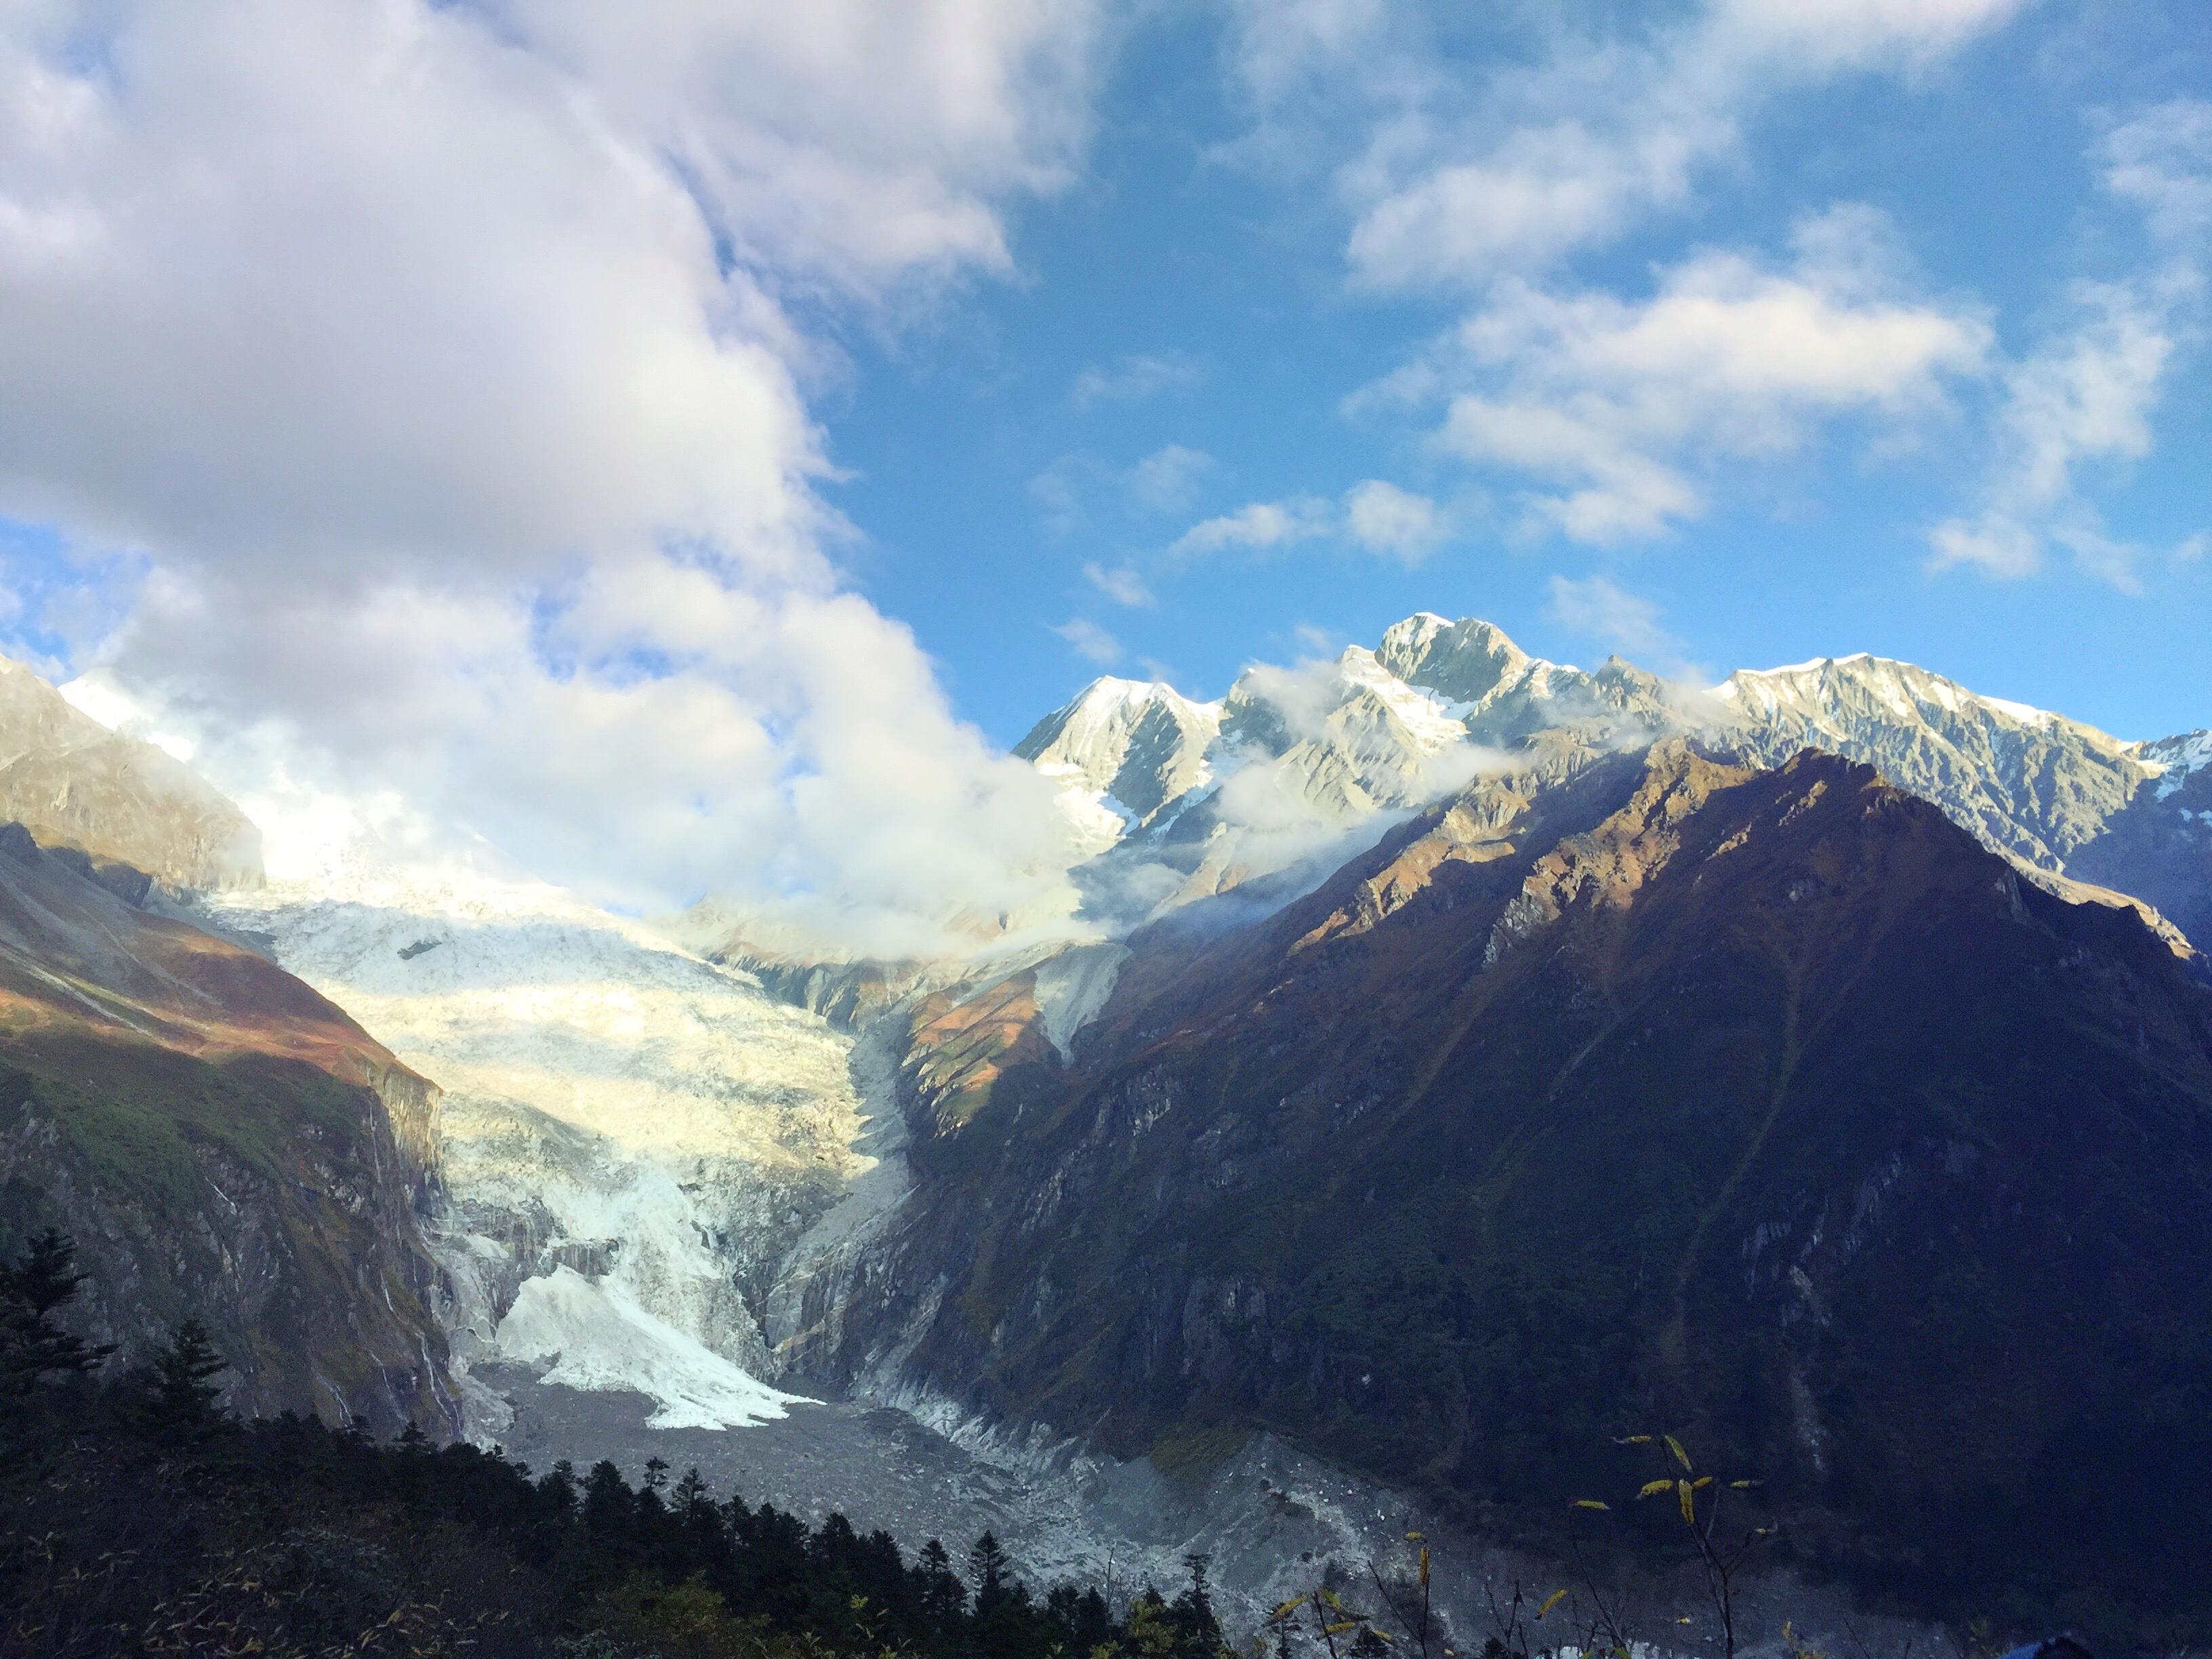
[5,614,2210,1636]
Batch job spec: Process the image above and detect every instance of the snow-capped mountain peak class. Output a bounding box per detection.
[1015,676,1224,852]
[2137,729,2212,798]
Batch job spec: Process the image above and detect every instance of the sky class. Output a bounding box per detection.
[0,0,2205,941]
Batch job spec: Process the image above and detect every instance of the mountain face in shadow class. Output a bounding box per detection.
[800,742,2212,1616]
[0,822,453,1433]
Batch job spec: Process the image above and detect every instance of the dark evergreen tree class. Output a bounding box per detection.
[134,1318,227,1448]
[918,1536,966,1624]
[1170,1552,1225,1658]
[0,1227,111,1391]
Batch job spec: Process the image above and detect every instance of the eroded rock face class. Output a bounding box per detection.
[0,656,262,891]
[0,826,451,1433]
[799,741,2212,1616]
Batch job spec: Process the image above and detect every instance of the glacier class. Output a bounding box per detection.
[196,864,874,1437]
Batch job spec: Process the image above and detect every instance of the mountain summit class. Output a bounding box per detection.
[1011,614,2205,953]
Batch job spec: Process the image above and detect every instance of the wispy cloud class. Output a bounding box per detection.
[1082,560,1155,607]
[1931,100,2212,594]
[1405,207,1989,544]
[1170,480,1452,563]
[1172,496,1336,557]
[1337,1,2025,289]
[1126,443,1214,512]
[1343,479,1449,562]
[1547,574,1688,672]
[1070,351,1203,409]
[1051,617,1122,663]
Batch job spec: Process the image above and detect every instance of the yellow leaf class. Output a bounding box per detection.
[1677,1481,1696,1525]
[1729,1479,1761,1490]
[1272,1599,1309,1620]
[1536,1591,1569,1620]
[1620,1434,1653,1445]
[1404,1531,1424,1542]
[1419,1548,1431,1588]
[1326,1622,1360,1636]
[1664,1435,1692,1473]
[1572,1498,1610,1511]
[1692,1475,1713,1489]
[1637,1479,1674,1500]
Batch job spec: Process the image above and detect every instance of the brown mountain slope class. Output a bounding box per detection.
[799,743,2212,1623]
[0,823,453,1433]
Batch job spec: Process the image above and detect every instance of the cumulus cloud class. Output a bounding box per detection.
[1070,351,1203,408]
[0,0,1109,951]
[1931,100,2212,592]
[1413,207,1989,542]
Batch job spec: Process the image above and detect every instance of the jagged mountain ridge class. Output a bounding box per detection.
[1007,613,2205,951]
[794,739,2212,1617]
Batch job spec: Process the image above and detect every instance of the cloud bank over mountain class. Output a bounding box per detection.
[0,0,1107,949]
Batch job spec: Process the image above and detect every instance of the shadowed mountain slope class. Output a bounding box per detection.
[799,743,2212,1621]
[0,823,451,1433]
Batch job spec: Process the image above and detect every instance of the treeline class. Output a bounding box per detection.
[0,1231,1232,1659]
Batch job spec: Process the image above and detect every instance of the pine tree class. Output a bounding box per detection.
[136,1318,227,1448]
[1170,1552,1224,1658]
[1,1229,112,1389]
[968,1530,1012,1616]
[918,1537,966,1623]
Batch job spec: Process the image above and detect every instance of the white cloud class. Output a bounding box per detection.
[1547,574,1687,669]
[1070,351,1202,408]
[2094,94,2212,245]
[1171,496,1336,557]
[0,0,1110,951]
[1126,443,1214,512]
[1420,208,1989,543]
[1050,617,1122,664]
[1930,101,2211,592]
[1170,480,1450,561]
[1342,479,1449,563]
[1082,560,1155,607]
[1029,457,1094,537]
[1315,0,2026,289]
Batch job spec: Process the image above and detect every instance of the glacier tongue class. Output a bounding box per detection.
[496,1267,800,1430]
[197,867,868,1438]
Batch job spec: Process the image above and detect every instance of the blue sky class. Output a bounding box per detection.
[0,1,2204,928]
[832,0,2210,747]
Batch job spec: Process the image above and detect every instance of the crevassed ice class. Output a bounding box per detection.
[497,1267,801,1430]
[201,870,867,1436]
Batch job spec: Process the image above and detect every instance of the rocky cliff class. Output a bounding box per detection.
[0,823,452,1433]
